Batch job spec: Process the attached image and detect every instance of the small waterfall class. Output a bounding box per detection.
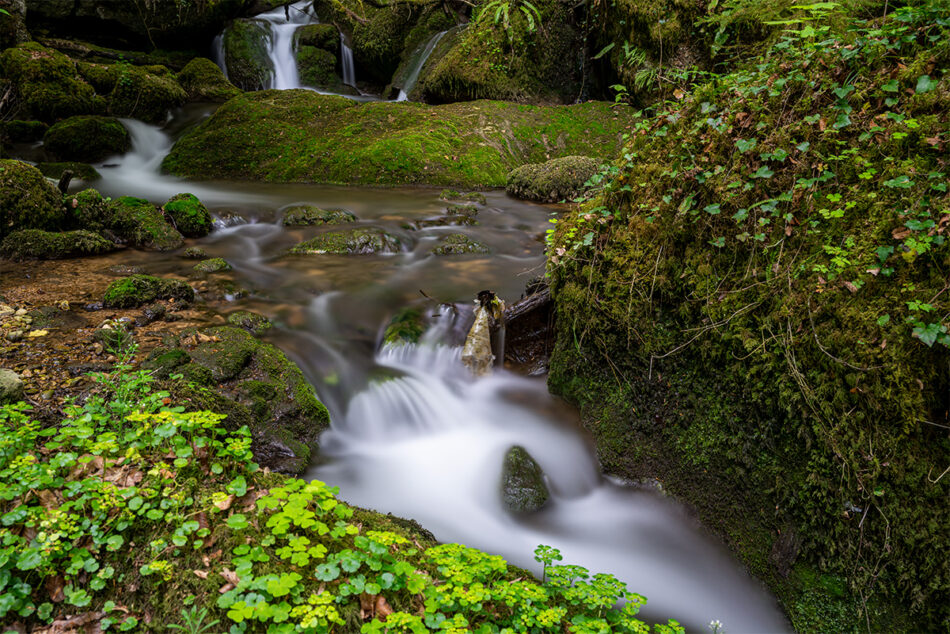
[212,33,228,77]
[396,29,451,101]
[255,0,317,90]
[340,34,356,87]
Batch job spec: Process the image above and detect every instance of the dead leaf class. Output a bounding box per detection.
[843,281,858,293]
[46,575,65,603]
[193,570,209,579]
[867,268,880,276]
[32,611,105,634]
[359,593,376,620]
[375,595,393,619]
[103,466,143,488]
[37,489,62,510]
[892,227,912,240]
[218,583,234,594]
[220,568,240,586]
[214,495,235,511]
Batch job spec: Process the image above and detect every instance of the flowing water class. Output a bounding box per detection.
[65,113,794,632]
[396,28,454,101]
[340,33,356,88]
[253,1,317,90]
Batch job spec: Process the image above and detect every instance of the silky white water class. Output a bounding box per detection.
[396,29,451,101]
[254,0,316,90]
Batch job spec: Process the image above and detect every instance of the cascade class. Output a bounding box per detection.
[396,28,453,101]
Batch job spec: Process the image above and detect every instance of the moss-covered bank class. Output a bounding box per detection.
[162,90,636,188]
[546,3,950,630]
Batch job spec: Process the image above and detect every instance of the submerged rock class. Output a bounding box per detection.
[102,274,194,309]
[501,446,549,513]
[193,257,232,274]
[382,308,426,346]
[0,369,24,404]
[440,189,487,205]
[290,228,403,255]
[0,229,117,260]
[0,160,66,239]
[430,233,490,255]
[281,205,357,226]
[227,310,272,336]
[163,193,213,237]
[506,156,600,203]
[42,115,130,162]
[177,57,241,102]
[147,325,331,474]
[183,246,209,260]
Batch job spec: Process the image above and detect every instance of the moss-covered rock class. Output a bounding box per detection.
[0,160,65,239]
[501,446,549,513]
[76,61,187,123]
[163,90,636,188]
[440,189,487,205]
[290,228,403,255]
[281,205,357,226]
[382,307,425,345]
[296,23,339,53]
[163,193,213,237]
[223,19,273,91]
[108,196,184,250]
[2,120,49,143]
[42,115,130,162]
[296,45,347,92]
[193,257,231,274]
[102,274,194,308]
[183,246,209,259]
[507,155,600,203]
[66,187,111,229]
[0,42,103,122]
[430,233,490,255]
[226,310,272,335]
[0,0,28,51]
[177,57,241,102]
[0,229,116,260]
[149,325,330,473]
[37,162,101,182]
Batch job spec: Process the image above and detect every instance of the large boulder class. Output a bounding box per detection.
[77,61,186,123]
[0,160,65,239]
[177,57,241,102]
[162,91,637,188]
[146,325,331,474]
[42,115,130,162]
[102,274,194,308]
[290,228,403,255]
[0,42,103,121]
[162,193,213,237]
[0,229,116,260]
[296,46,347,92]
[2,120,48,143]
[506,155,600,203]
[222,19,272,91]
[107,196,184,250]
[501,446,549,513]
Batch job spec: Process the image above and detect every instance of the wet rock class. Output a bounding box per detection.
[223,19,273,91]
[0,160,66,239]
[105,264,144,276]
[439,189,487,205]
[83,302,104,312]
[183,246,209,260]
[503,281,552,376]
[226,310,272,336]
[42,115,130,162]
[76,61,186,124]
[177,57,241,103]
[193,257,232,274]
[136,303,167,326]
[92,320,133,351]
[37,162,102,182]
[149,325,331,474]
[66,362,111,376]
[383,308,426,346]
[194,278,248,302]
[5,330,24,343]
[282,205,357,227]
[506,156,600,203]
[430,233,490,255]
[67,188,112,230]
[0,229,117,261]
[0,43,104,122]
[297,46,347,92]
[409,204,479,230]
[296,24,340,53]
[108,196,184,250]
[0,369,24,404]
[501,446,549,513]
[163,193,213,238]
[102,274,194,309]
[2,119,49,143]
[290,228,403,255]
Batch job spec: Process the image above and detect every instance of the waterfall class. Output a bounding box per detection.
[396,29,451,101]
[212,33,228,78]
[255,0,317,90]
[340,34,356,87]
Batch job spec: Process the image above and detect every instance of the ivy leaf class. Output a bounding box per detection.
[226,513,249,531]
[226,476,247,497]
[704,203,721,215]
[735,139,757,153]
[752,166,774,179]
[881,79,899,93]
[915,75,935,94]
[883,175,914,189]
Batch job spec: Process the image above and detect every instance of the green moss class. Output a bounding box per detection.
[280,205,357,226]
[193,257,231,273]
[2,120,49,143]
[226,310,272,335]
[163,193,213,237]
[289,227,402,255]
[383,307,426,345]
[0,229,116,260]
[66,188,111,229]
[507,155,600,203]
[296,45,346,91]
[296,24,340,53]
[223,19,273,91]
[0,160,65,239]
[76,62,187,124]
[430,233,490,255]
[439,189,487,205]
[109,196,184,250]
[501,446,549,512]
[0,42,103,122]
[177,57,241,102]
[183,246,209,259]
[42,115,130,162]
[163,90,636,188]
[102,274,195,308]
[37,162,101,182]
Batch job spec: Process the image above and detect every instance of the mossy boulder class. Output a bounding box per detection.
[163,193,213,238]
[430,233,489,255]
[226,310,272,335]
[281,205,357,226]
[296,24,340,53]
[193,257,231,274]
[108,196,184,250]
[148,325,330,474]
[440,189,487,205]
[506,155,600,203]
[501,446,549,513]
[290,228,403,255]
[223,19,273,91]
[37,162,101,182]
[177,57,241,102]
[162,90,637,188]
[77,62,187,123]
[0,229,116,260]
[42,115,130,162]
[183,246,209,259]
[0,160,65,239]
[0,42,103,122]
[102,274,194,308]
[296,45,346,92]
[66,188,111,229]
[2,120,49,143]
[382,307,425,346]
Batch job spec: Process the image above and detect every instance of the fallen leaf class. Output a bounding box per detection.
[892,227,912,240]
[359,593,375,620]
[32,611,105,634]
[46,575,65,603]
[218,583,234,594]
[193,570,209,579]
[27,330,49,338]
[375,595,393,619]
[843,281,858,293]
[220,568,240,586]
[214,495,235,511]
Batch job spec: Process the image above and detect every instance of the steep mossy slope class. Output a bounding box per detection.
[547,3,949,630]
[162,90,634,187]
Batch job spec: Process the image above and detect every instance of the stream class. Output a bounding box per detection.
[48,107,793,632]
